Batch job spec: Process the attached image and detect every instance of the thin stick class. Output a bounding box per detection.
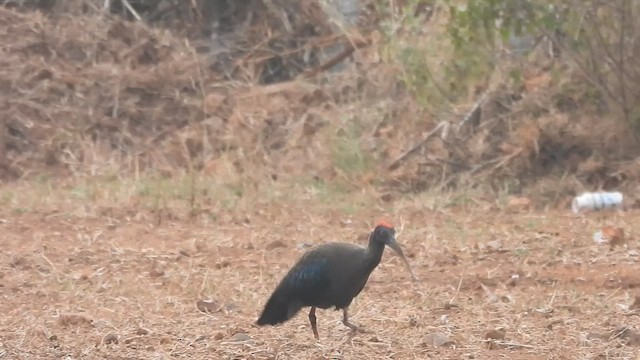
[449,265,466,304]
[199,269,209,297]
[121,0,143,22]
[387,121,448,171]
[41,252,62,284]
[485,341,538,349]
[299,37,368,79]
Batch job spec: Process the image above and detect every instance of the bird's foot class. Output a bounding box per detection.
[344,321,370,334]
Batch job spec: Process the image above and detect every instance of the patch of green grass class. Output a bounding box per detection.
[286,175,373,216]
[12,207,29,215]
[331,120,374,177]
[70,185,93,200]
[0,191,13,206]
[134,175,193,201]
[513,247,529,257]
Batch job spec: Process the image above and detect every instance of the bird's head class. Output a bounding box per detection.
[372,220,397,247]
[372,220,418,282]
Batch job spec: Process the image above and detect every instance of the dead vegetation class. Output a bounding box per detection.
[1,1,639,206]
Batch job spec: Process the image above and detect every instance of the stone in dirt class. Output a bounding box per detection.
[103,333,119,345]
[196,299,220,313]
[58,313,92,327]
[230,333,252,342]
[484,328,506,340]
[423,332,455,348]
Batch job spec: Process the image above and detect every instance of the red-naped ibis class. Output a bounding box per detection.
[256,221,417,339]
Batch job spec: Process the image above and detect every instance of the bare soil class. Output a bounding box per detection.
[1,190,639,359]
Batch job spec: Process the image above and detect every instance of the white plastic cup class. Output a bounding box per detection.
[571,192,623,214]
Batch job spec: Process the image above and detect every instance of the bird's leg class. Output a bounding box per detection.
[308,306,319,340]
[342,307,368,333]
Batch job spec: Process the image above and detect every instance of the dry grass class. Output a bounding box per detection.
[3,3,639,205]
[0,177,639,359]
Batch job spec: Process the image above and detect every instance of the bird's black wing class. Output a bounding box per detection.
[257,253,332,325]
[282,253,332,299]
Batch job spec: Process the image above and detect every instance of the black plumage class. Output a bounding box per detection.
[256,221,416,340]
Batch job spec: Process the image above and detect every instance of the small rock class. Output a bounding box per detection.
[485,240,503,252]
[134,327,150,336]
[213,333,224,340]
[442,302,459,310]
[196,300,220,313]
[230,333,252,342]
[266,240,287,251]
[423,332,454,348]
[195,335,209,342]
[58,313,92,327]
[484,328,506,340]
[215,260,231,268]
[380,193,394,202]
[506,274,520,287]
[103,333,119,345]
[149,261,165,278]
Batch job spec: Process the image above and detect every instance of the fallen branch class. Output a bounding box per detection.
[299,37,369,79]
[483,340,538,350]
[456,91,488,134]
[469,148,524,175]
[387,121,448,171]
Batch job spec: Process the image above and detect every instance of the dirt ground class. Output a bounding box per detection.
[0,183,639,360]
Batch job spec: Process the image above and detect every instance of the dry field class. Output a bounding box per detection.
[0,180,639,360]
[2,2,640,359]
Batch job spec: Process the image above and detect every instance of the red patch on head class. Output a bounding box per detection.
[376,220,394,229]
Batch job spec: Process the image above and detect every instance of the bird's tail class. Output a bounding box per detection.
[256,289,302,326]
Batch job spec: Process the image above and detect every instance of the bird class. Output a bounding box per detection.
[256,221,417,340]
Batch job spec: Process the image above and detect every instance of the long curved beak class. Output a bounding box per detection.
[386,235,418,282]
